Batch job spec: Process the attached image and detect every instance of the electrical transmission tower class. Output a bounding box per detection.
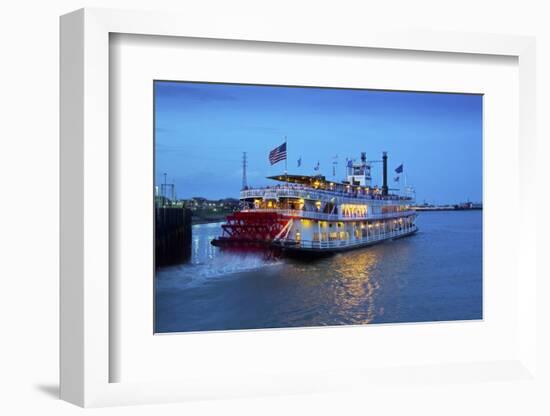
[242,152,248,190]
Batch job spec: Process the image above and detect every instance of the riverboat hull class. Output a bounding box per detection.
[272,227,418,258]
[212,224,418,257]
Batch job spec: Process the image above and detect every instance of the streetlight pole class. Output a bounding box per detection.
[163,173,167,206]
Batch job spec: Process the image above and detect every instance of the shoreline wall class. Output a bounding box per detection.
[155,207,192,267]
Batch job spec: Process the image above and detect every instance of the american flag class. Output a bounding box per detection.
[268,142,287,165]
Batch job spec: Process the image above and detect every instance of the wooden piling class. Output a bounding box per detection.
[155,207,192,267]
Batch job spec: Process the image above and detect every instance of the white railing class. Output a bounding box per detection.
[287,225,418,249]
[241,186,412,205]
[241,208,338,221]
[240,208,416,222]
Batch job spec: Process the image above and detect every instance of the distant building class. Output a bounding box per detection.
[183,197,239,213]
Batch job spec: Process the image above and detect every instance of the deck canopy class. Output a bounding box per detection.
[267,174,379,193]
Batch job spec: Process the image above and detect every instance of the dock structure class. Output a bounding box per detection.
[155,206,192,267]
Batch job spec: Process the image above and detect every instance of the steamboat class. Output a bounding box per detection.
[212,151,418,255]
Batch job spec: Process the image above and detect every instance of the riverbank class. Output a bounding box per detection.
[192,216,227,225]
[412,207,482,212]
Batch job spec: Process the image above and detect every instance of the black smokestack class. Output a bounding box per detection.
[382,151,388,195]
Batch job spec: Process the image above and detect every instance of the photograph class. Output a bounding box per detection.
[154,81,483,333]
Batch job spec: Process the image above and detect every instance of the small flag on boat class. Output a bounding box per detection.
[269,142,287,165]
[394,176,400,182]
[395,164,404,174]
[297,156,302,167]
[314,161,320,171]
[347,159,353,168]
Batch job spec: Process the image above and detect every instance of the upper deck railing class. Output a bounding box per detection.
[240,208,416,222]
[241,184,414,205]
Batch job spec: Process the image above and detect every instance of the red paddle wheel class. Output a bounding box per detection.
[212,211,291,247]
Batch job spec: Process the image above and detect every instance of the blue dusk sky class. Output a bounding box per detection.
[155,81,482,204]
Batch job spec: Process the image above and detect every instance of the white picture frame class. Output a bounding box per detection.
[60,7,538,408]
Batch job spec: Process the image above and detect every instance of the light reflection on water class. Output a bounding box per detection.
[155,211,483,333]
[191,222,223,264]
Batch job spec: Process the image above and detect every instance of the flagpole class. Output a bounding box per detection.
[284,136,288,178]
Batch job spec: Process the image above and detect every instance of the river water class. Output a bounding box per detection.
[155,211,482,333]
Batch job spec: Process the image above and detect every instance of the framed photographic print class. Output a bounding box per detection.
[60,8,539,408]
[153,81,483,334]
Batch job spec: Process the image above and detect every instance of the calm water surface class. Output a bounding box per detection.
[155,211,482,332]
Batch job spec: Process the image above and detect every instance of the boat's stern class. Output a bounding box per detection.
[211,211,292,248]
